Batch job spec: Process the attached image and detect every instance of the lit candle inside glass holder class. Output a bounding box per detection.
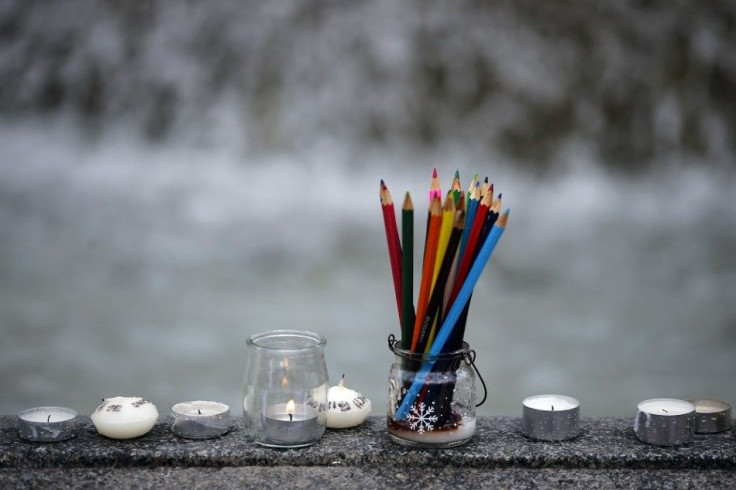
[243,330,329,448]
[261,399,322,447]
[18,407,78,442]
[171,401,231,439]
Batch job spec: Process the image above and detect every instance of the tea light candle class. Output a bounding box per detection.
[171,401,231,439]
[261,399,321,447]
[326,376,372,429]
[522,394,581,441]
[634,398,695,446]
[689,399,731,434]
[91,397,158,439]
[18,407,78,442]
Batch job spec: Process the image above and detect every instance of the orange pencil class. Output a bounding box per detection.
[411,196,442,351]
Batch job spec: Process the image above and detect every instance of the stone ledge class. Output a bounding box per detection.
[2,467,736,489]
[1,416,733,471]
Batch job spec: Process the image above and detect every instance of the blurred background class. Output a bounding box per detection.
[1,1,735,418]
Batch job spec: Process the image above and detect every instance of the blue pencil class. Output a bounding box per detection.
[394,209,509,420]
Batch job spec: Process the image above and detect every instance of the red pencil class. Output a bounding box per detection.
[380,180,403,324]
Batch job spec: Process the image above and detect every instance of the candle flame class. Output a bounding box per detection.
[286,399,296,414]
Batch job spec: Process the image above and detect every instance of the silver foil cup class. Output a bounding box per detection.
[634,398,695,446]
[18,407,78,442]
[171,401,231,439]
[690,399,731,434]
[522,394,581,441]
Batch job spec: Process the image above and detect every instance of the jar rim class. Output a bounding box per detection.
[389,340,470,361]
[246,329,327,353]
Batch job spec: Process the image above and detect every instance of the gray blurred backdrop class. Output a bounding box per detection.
[1,1,735,418]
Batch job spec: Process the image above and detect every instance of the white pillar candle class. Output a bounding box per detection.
[91,397,158,439]
[18,407,78,442]
[171,401,230,439]
[634,398,695,446]
[522,394,581,441]
[326,376,372,429]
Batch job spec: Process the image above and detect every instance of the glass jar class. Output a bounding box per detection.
[387,335,484,448]
[243,330,328,448]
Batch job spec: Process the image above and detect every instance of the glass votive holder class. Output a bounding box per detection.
[243,330,329,448]
[171,401,231,439]
[387,335,484,448]
[18,407,78,442]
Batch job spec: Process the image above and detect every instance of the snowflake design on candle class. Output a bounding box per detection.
[408,402,438,433]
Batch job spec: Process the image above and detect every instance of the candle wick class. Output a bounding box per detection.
[551,405,554,411]
[47,415,51,423]
[198,409,201,415]
[289,413,293,422]
[662,408,668,413]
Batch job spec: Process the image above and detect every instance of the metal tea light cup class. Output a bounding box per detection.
[522,394,581,442]
[690,399,731,434]
[634,398,695,446]
[18,407,78,442]
[171,401,231,439]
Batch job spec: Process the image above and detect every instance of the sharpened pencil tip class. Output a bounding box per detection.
[497,209,510,227]
[432,168,437,178]
[454,169,460,178]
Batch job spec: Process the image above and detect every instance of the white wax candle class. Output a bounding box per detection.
[172,401,229,417]
[91,396,158,439]
[637,398,694,416]
[326,377,372,429]
[20,408,76,423]
[691,399,730,414]
[523,394,579,412]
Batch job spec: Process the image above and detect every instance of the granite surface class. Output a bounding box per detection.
[1,416,734,488]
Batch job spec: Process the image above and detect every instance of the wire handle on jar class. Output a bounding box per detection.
[463,349,487,407]
[387,334,487,407]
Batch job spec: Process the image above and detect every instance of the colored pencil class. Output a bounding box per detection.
[429,167,442,202]
[380,180,403,325]
[448,186,492,309]
[411,196,442,351]
[401,192,414,349]
[414,208,465,353]
[450,170,462,204]
[458,181,480,267]
[431,194,456,291]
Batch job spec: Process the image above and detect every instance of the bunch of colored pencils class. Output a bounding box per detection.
[380,169,509,357]
[381,169,509,420]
